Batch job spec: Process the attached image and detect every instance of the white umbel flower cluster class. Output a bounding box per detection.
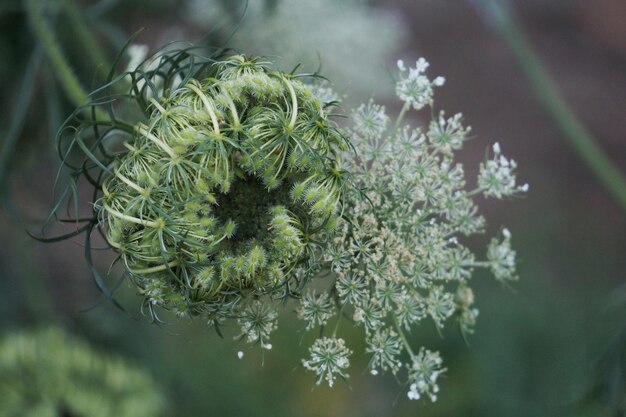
[299,57,527,401]
[478,143,529,198]
[396,58,445,110]
[407,348,445,401]
[353,100,390,139]
[297,291,336,331]
[302,337,352,387]
[236,300,278,349]
[487,228,519,282]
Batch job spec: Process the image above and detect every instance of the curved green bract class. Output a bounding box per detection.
[0,328,163,417]
[104,56,347,318]
[49,50,349,321]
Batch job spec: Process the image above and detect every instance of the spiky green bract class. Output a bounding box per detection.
[102,55,347,320]
[0,328,163,417]
[47,48,349,333]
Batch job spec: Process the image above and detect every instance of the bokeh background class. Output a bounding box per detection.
[1,0,625,416]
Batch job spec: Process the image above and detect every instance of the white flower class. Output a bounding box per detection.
[407,348,446,402]
[309,81,341,104]
[236,300,278,347]
[396,58,443,110]
[353,297,384,333]
[427,287,455,328]
[366,328,403,374]
[478,142,529,198]
[298,57,525,399]
[297,290,335,331]
[427,111,471,154]
[302,337,352,387]
[352,100,389,138]
[487,228,518,282]
[335,272,368,305]
[395,292,426,330]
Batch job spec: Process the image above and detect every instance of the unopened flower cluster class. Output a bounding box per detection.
[297,59,527,400]
[100,55,347,328]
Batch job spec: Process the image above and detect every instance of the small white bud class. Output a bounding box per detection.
[492,142,501,154]
[237,351,244,359]
[433,76,446,86]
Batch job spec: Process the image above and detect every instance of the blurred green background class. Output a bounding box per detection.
[0,0,624,416]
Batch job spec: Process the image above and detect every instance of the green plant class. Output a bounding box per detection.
[41,46,526,402]
[0,327,163,417]
[297,58,527,398]
[45,48,348,337]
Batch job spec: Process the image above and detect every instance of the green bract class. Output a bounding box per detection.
[0,328,163,417]
[51,51,348,323]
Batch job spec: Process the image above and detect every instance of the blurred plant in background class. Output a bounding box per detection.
[186,0,406,100]
[0,327,164,417]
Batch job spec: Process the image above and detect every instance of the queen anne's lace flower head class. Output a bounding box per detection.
[478,142,529,198]
[407,348,446,401]
[47,49,525,403]
[396,58,445,110]
[99,54,347,326]
[298,57,527,401]
[302,337,352,387]
[297,290,336,331]
[50,50,350,350]
[487,228,519,282]
[236,300,278,349]
[353,100,390,138]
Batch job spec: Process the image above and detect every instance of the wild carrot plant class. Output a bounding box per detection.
[43,47,526,402]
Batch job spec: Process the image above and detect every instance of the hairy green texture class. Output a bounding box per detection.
[46,50,348,323]
[0,328,163,417]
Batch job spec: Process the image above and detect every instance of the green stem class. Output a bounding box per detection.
[390,102,410,138]
[26,0,108,121]
[472,0,626,212]
[0,47,43,195]
[62,0,108,75]
[26,0,89,107]
[332,303,346,337]
[393,315,415,359]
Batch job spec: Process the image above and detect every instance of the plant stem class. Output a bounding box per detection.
[393,315,415,359]
[26,0,107,121]
[391,102,410,138]
[332,303,346,337]
[62,0,109,75]
[26,0,89,107]
[471,0,626,212]
[0,47,43,195]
